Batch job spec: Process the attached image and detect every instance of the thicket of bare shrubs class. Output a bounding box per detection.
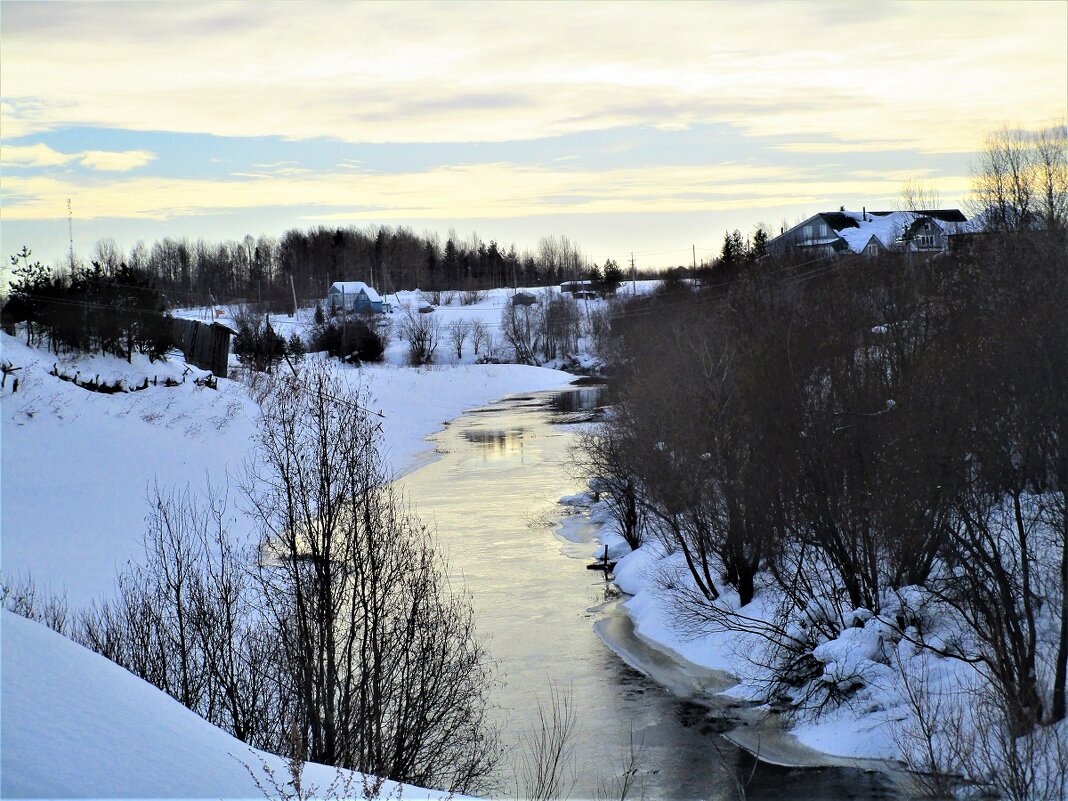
[585,225,1067,793]
[499,290,583,366]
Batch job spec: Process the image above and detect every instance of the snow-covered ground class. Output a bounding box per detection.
[1,331,574,606]
[2,609,468,800]
[181,280,660,372]
[0,321,577,798]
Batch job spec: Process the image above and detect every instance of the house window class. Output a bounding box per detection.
[802,225,813,240]
[916,234,936,249]
[819,224,828,238]
[866,243,879,256]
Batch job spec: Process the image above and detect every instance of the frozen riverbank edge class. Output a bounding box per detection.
[560,493,920,791]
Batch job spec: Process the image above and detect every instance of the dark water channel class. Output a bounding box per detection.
[398,387,897,800]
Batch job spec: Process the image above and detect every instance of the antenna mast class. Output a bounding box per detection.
[67,198,75,269]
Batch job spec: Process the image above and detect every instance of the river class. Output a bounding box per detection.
[398,387,899,800]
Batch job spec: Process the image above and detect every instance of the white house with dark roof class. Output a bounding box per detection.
[326,281,389,314]
[768,209,967,258]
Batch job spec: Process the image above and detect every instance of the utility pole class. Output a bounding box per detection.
[289,275,298,318]
[341,285,347,357]
[693,244,697,272]
[630,252,636,295]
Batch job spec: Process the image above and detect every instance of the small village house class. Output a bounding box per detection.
[326,281,390,314]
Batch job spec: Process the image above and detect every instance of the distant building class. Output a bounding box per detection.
[560,280,597,299]
[767,209,967,258]
[511,291,537,306]
[326,281,389,314]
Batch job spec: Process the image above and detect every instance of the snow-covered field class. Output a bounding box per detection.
[0,321,577,798]
[1,331,574,606]
[181,280,660,373]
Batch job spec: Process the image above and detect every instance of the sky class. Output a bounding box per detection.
[1,0,1066,274]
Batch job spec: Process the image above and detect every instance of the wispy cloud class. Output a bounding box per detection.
[773,141,919,154]
[2,143,156,172]
[2,143,76,168]
[2,3,1063,152]
[78,149,155,171]
[0,161,973,222]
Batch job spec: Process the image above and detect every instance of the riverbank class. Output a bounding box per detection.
[561,490,916,774]
[566,480,1067,799]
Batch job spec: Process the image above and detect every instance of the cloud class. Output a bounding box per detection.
[773,141,919,154]
[78,149,156,171]
[2,143,155,172]
[0,160,973,224]
[2,143,78,168]
[1,3,1063,153]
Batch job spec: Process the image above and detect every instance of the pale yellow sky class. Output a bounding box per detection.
[2,0,1065,265]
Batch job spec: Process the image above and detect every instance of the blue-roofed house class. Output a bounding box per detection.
[326,281,390,314]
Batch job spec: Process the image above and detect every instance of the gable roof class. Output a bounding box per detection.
[328,281,383,303]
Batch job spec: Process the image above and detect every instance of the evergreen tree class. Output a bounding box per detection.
[602,259,625,292]
[750,226,769,261]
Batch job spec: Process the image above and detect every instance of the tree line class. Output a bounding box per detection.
[80,227,608,311]
[3,247,174,362]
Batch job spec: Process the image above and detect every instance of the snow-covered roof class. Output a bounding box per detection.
[770,209,967,255]
[328,281,383,303]
[835,211,909,252]
[826,210,965,253]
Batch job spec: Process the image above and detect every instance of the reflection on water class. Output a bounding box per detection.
[398,389,896,800]
[548,385,607,415]
[462,428,528,463]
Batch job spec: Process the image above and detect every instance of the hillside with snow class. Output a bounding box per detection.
[1,609,467,800]
[0,324,576,798]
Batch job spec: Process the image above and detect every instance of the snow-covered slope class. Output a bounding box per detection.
[1,328,576,798]
[1,332,574,605]
[0,610,460,799]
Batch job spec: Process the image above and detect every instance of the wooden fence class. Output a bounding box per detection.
[172,318,234,376]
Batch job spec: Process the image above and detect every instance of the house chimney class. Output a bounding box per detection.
[863,206,867,222]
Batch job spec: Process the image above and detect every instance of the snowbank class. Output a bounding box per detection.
[0,610,462,800]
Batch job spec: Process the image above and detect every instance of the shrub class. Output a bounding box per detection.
[310,318,385,364]
[233,310,287,373]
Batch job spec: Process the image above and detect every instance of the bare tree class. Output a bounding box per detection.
[898,178,943,212]
[470,319,490,356]
[500,300,542,366]
[540,293,581,362]
[448,318,473,359]
[573,425,647,551]
[517,684,579,801]
[1032,123,1068,232]
[398,311,442,365]
[968,124,1068,233]
[245,365,499,793]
